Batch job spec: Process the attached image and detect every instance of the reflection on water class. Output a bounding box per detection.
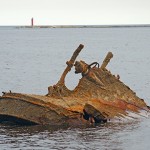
[0,27,150,149]
[0,120,141,150]
[0,116,150,150]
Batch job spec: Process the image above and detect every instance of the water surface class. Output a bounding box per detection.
[0,27,150,150]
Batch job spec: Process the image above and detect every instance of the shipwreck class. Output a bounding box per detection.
[0,44,149,126]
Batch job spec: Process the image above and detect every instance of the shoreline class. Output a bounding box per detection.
[18,24,150,28]
[1,24,150,28]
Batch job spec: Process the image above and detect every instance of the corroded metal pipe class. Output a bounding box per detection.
[100,52,113,70]
[57,44,84,85]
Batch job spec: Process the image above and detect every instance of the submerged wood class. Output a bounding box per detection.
[0,44,149,126]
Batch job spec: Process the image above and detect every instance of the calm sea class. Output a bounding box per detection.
[0,26,150,150]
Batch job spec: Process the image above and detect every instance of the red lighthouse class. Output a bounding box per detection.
[31,18,34,27]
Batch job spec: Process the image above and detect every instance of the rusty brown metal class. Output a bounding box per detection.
[47,44,84,97]
[58,44,84,85]
[0,44,149,126]
[100,52,113,70]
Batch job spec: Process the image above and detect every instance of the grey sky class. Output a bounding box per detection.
[0,0,150,25]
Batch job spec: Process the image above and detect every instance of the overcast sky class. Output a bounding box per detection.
[0,0,150,25]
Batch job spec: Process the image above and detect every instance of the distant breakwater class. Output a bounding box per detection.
[18,24,150,29]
